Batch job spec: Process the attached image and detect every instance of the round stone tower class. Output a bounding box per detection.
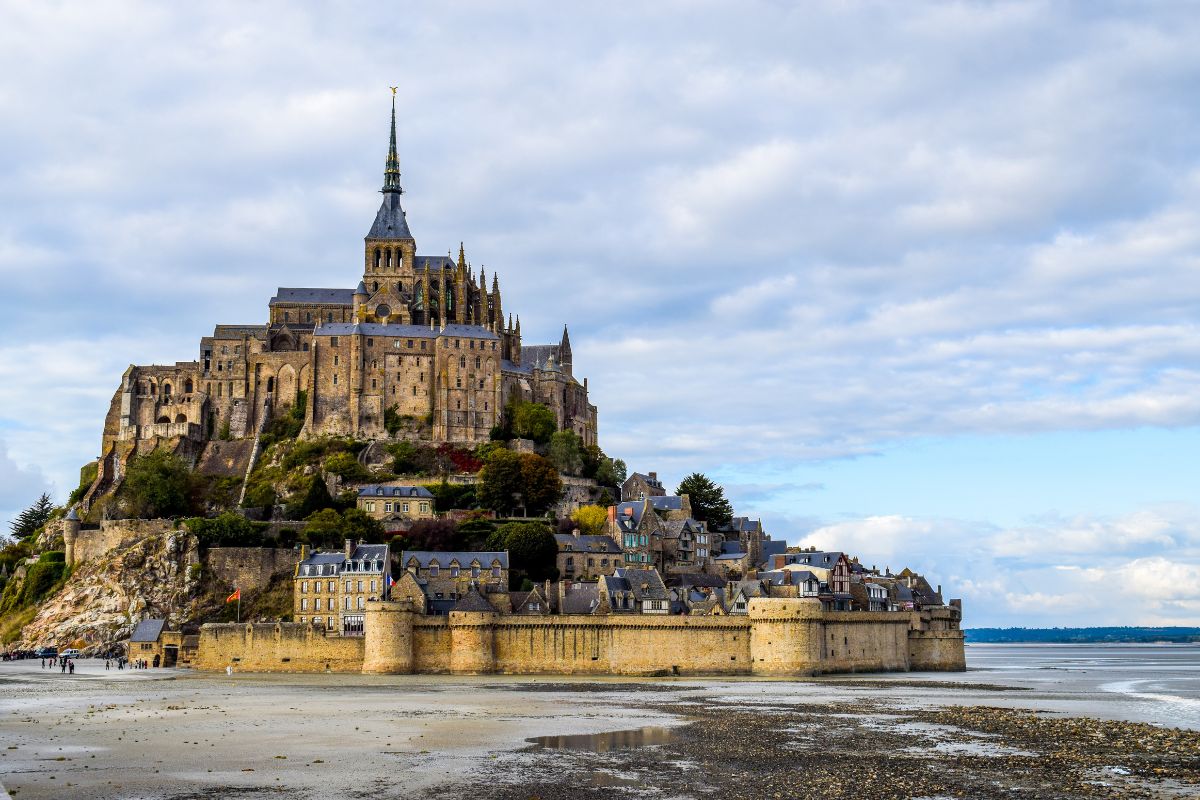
[62,507,81,568]
[362,599,416,674]
[748,598,823,676]
[449,608,497,674]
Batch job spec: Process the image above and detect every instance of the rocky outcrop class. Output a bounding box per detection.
[17,530,202,652]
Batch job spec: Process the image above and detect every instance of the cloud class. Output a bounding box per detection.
[0,438,52,535]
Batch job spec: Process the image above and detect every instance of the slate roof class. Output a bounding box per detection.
[714,541,747,561]
[614,501,649,532]
[760,540,787,564]
[627,472,664,490]
[649,496,683,512]
[522,344,561,370]
[314,322,499,340]
[777,551,846,569]
[358,485,434,498]
[664,572,726,589]
[661,519,704,540]
[451,587,496,613]
[729,579,768,599]
[130,619,166,643]
[367,192,414,239]
[609,567,669,601]
[269,288,355,306]
[298,544,388,576]
[402,550,509,569]
[760,569,820,587]
[559,582,600,614]
[212,324,268,338]
[554,533,621,554]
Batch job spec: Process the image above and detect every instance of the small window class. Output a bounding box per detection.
[330,336,339,347]
[333,374,338,385]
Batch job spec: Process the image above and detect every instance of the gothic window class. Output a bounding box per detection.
[475,356,481,368]
[184,378,193,393]
[459,355,466,369]
[375,249,381,268]
[162,382,172,397]
[373,281,379,292]
[397,282,403,293]
[386,249,393,269]
[415,284,424,310]
[376,304,390,319]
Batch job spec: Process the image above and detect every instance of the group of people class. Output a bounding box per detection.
[41,655,75,674]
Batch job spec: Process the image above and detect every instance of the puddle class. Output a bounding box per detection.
[527,725,680,752]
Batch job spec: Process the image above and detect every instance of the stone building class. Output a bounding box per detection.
[621,471,665,501]
[554,529,622,580]
[356,485,434,526]
[294,540,390,635]
[81,95,597,517]
[598,567,671,614]
[400,550,509,607]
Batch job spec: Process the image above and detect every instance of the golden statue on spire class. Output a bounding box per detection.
[389,86,398,96]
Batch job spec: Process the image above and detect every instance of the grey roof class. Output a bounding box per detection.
[522,344,561,370]
[554,533,621,554]
[413,255,455,272]
[559,582,599,614]
[451,587,496,613]
[777,551,846,569]
[608,568,669,602]
[130,618,166,643]
[299,544,388,575]
[664,572,726,589]
[212,324,268,338]
[65,507,79,521]
[730,579,768,599]
[367,192,414,239]
[403,550,509,569]
[358,485,434,498]
[760,540,787,564]
[356,280,367,294]
[649,496,683,511]
[352,544,388,562]
[269,288,355,306]
[760,569,820,587]
[614,501,648,532]
[314,322,499,340]
[661,519,703,540]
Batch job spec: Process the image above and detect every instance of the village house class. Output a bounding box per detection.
[621,471,666,501]
[294,539,391,635]
[356,484,435,527]
[774,550,853,610]
[401,550,509,610]
[599,567,670,614]
[554,528,622,580]
[610,498,665,570]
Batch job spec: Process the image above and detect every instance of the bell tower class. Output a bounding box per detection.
[362,88,416,323]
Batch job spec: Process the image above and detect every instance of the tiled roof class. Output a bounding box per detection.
[649,496,683,511]
[451,587,496,613]
[358,485,434,498]
[269,288,355,306]
[559,582,599,614]
[130,619,166,643]
[664,572,726,589]
[610,568,669,601]
[403,550,509,569]
[777,551,845,569]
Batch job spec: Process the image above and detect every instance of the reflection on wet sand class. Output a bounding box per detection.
[527,725,680,752]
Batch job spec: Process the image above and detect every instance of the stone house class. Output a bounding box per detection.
[400,550,509,608]
[554,529,622,580]
[598,568,670,614]
[726,579,769,614]
[356,484,435,526]
[660,518,710,573]
[621,471,665,502]
[294,540,391,635]
[773,551,853,611]
[760,569,822,599]
[610,499,665,571]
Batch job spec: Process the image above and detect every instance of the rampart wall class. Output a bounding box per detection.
[73,519,176,564]
[199,598,965,676]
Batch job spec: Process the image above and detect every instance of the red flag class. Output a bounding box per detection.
[226,589,240,603]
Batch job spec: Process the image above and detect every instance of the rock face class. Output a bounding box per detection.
[18,530,202,652]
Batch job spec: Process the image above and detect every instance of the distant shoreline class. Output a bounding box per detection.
[966,627,1200,644]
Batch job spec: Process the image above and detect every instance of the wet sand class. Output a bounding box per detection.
[1,656,1198,799]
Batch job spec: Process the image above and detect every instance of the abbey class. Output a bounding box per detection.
[87,98,596,507]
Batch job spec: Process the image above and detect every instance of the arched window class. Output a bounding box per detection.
[475,356,481,368]
[459,355,466,369]
[415,284,424,309]
[162,382,172,397]
[306,312,312,323]
[266,376,274,393]
[157,415,170,423]
[375,248,381,268]
[175,413,187,423]
[185,378,193,393]
[373,281,379,292]
[397,281,403,293]
[386,249,393,269]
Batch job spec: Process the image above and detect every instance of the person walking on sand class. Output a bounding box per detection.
[68,660,74,674]
[60,659,66,673]
[40,657,45,668]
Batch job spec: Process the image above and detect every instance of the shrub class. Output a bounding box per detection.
[488,521,558,587]
[123,450,196,518]
[511,401,557,444]
[324,451,371,482]
[38,551,66,564]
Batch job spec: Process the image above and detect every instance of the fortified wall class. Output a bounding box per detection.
[197,600,965,676]
[205,547,295,594]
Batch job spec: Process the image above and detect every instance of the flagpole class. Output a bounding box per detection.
[236,587,241,624]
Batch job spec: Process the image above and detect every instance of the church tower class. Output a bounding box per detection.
[362,90,415,323]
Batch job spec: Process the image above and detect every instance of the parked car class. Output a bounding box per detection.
[60,648,82,659]
[34,647,58,658]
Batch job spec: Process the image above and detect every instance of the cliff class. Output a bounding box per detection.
[17,530,202,652]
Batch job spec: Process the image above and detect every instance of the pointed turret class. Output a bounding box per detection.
[559,324,573,376]
[492,273,503,334]
[382,92,403,195]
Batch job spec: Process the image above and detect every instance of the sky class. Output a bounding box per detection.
[1,1,1198,627]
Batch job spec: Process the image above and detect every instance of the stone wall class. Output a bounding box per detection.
[195,623,364,672]
[205,548,296,594]
[198,599,965,676]
[73,519,176,565]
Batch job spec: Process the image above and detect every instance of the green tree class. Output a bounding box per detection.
[340,508,384,541]
[519,453,564,514]
[124,451,194,518]
[511,401,557,444]
[490,521,558,586]
[388,441,420,474]
[302,508,345,545]
[293,475,335,520]
[383,404,404,436]
[324,451,370,482]
[480,451,563,515]
[570,505,608,537]
[185,512,262,548]
[548,431,584,476]
[9,493,54,539]
[675,472,734,528]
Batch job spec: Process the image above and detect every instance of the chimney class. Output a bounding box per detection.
[344,538,353,559]
[544,579,552,603]
[624,506,633,517]
[648,472,657,481]
[572,527,581,539]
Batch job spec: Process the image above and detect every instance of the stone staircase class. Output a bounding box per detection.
[237,393,273,507]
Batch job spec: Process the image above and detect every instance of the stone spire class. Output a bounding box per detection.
[382,89,403,194]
